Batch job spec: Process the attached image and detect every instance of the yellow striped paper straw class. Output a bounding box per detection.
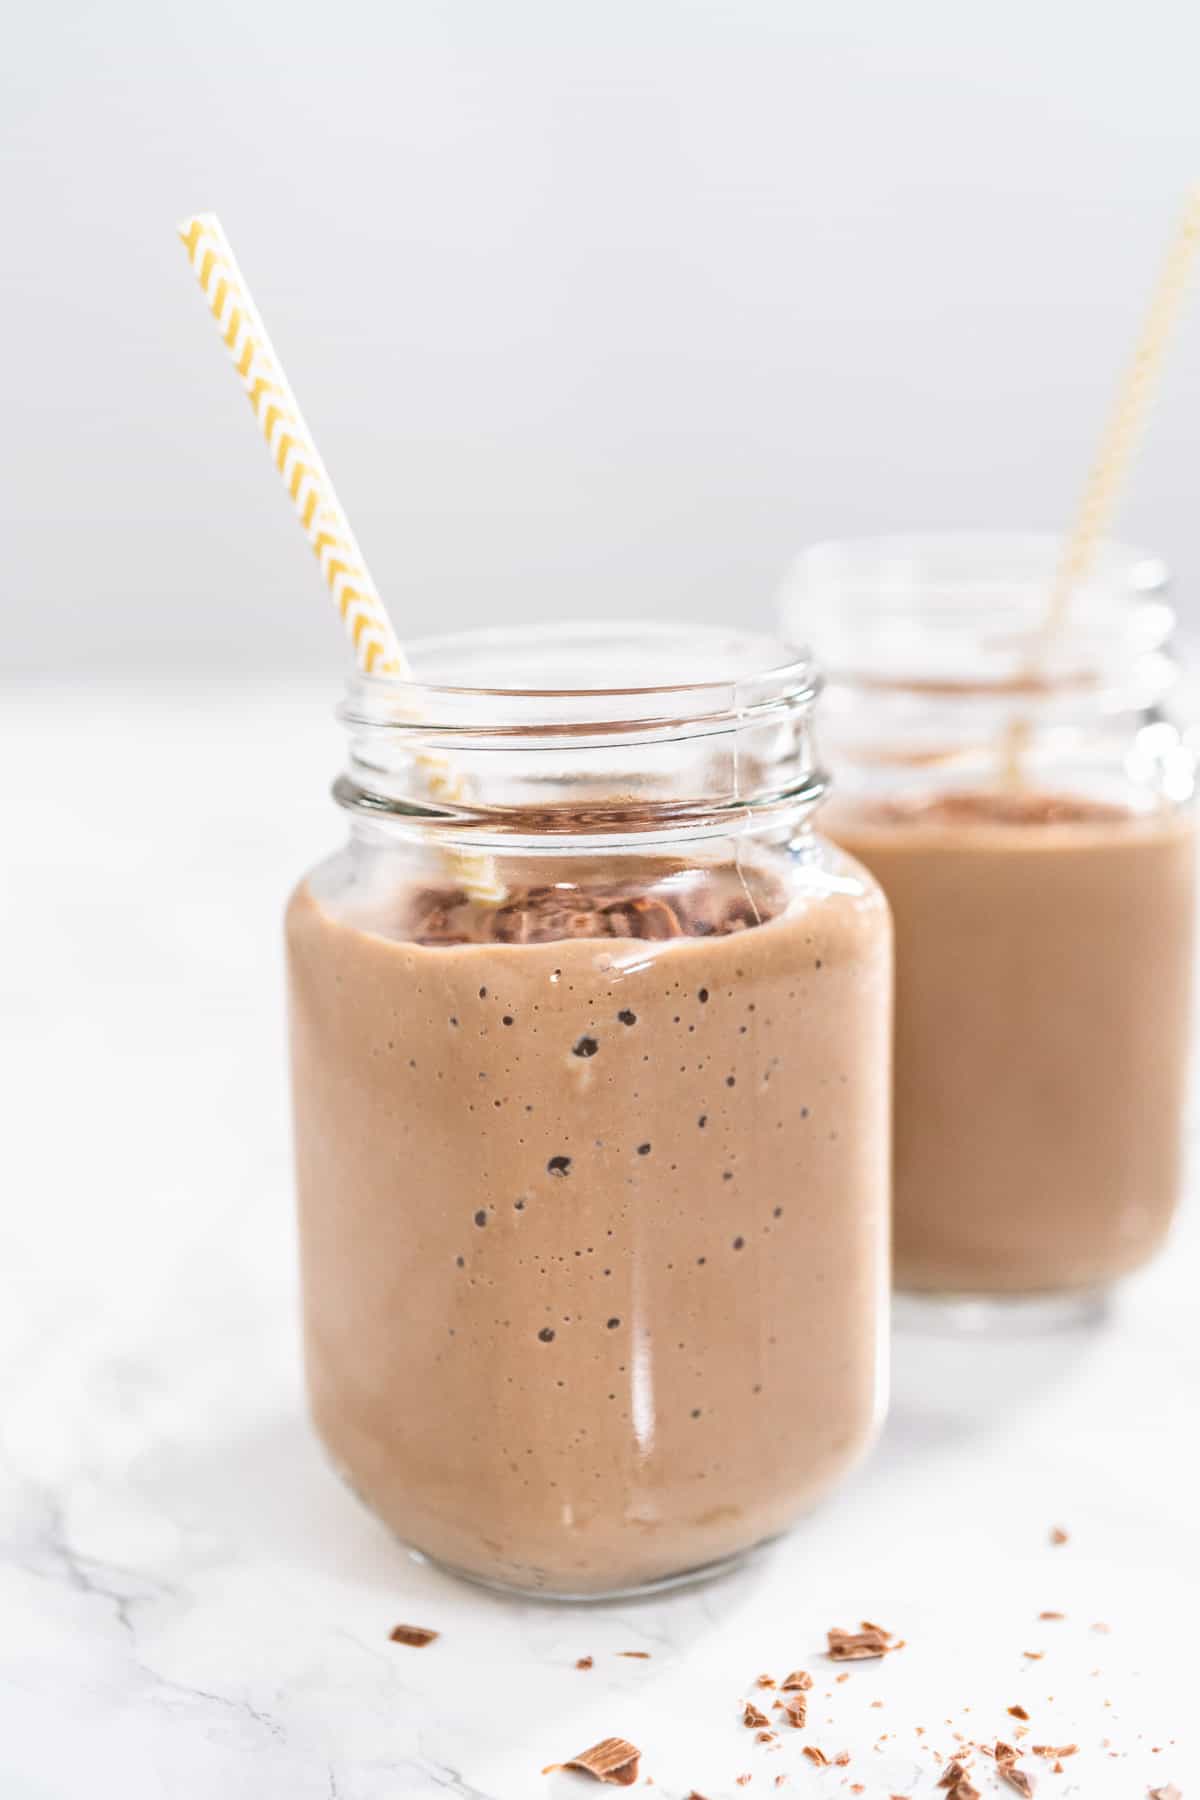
[1041,184,1200,643]
[178,213,504,900]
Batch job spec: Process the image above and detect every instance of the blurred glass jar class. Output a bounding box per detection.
[781,534,1198,1327]
[286,623,892,1596]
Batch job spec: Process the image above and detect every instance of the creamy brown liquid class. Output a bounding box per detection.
[286,859,891,1594]
[830,791,1196,1296]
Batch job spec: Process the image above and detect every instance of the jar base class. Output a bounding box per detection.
[405,1534,778,1603]
[894,1286,1111,1336]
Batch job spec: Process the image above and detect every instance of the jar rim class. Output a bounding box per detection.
[341,621,818,737]
[778,531,1175,703]
[782,531,1168,597]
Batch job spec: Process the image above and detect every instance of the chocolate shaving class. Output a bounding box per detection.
[802,1746,829,1766]
[755,1731,776,1745]
[616,1650,651,1659]
[827,1626,892,1661]
[546,1738,642,1786]
[1022,1651,1043,1660]
[1037,1611,1065,1620]
[1007,1705,1030,1721]
[833,1752,851,1766]
[1049,1526,1069,1546]
[1031,1745,1077,1758]
[939,1761,969,1788]
[575,1656,594,1670]
[755,1673,777,1688]
[779,1694,807,1729]
[995,1742,1018,1766]
[780,1670,812,1690]
[743,1703,770,1729]
[953,1782,981,1800]
[388,1623,438,1647]
[998,1769,1034,1797]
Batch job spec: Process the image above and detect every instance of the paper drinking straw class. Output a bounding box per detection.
[177,213,504,901]
[1040,184,1200,644]
[1001,186,1200,786]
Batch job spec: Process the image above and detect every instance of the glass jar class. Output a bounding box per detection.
[285,622,891,1597]
[780,533,1198,1327]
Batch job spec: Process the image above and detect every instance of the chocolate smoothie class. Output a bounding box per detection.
[830,792,1196,1297]
[287,856,891,1595]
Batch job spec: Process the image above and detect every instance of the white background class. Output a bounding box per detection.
[5,0,1200,674]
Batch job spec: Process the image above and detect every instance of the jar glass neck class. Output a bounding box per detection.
[780,532,1177,714]
[333,623,828,849]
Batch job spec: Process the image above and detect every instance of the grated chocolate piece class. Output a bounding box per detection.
[998,1768,1034,1797]
[743,1704,770,1729]
[995,1742,1017,1766]
[1049,1526,1069,1546]
[1022,1651,1043,1660]
[755,1731,776,1745]
[616,1650,650,1659]
[954,1782,981,1800]
[1037,1611,1065,1620]
[388,1623,438,1647]
[833,1752,850,1766]
[939,1761,970,1788]
[1031,1745,1077,1758]
[827,1625,891,1661]
[1007,1705,1030,1721]
[546,1738,642,1786]
[576,1656,594,1670]
[780,1670,813,1691]
[779,1694,807,1729]
[802,1746,829,1766]
[755,1673,777,1689]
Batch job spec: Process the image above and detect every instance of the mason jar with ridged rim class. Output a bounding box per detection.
[286,621,892,1596]
[781,534,1197,1330]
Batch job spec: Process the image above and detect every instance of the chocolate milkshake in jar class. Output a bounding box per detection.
[781,534,1198,1328]
[286,623,892,1597]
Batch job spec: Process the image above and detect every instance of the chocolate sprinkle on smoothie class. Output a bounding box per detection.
[388,1624,438,1647]
[546,1738,642,1785]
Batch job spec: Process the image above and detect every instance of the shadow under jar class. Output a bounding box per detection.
[781,534,1198,1329]
[285,623,892,1597]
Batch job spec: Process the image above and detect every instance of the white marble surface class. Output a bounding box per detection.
[3,678,1197,1799]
